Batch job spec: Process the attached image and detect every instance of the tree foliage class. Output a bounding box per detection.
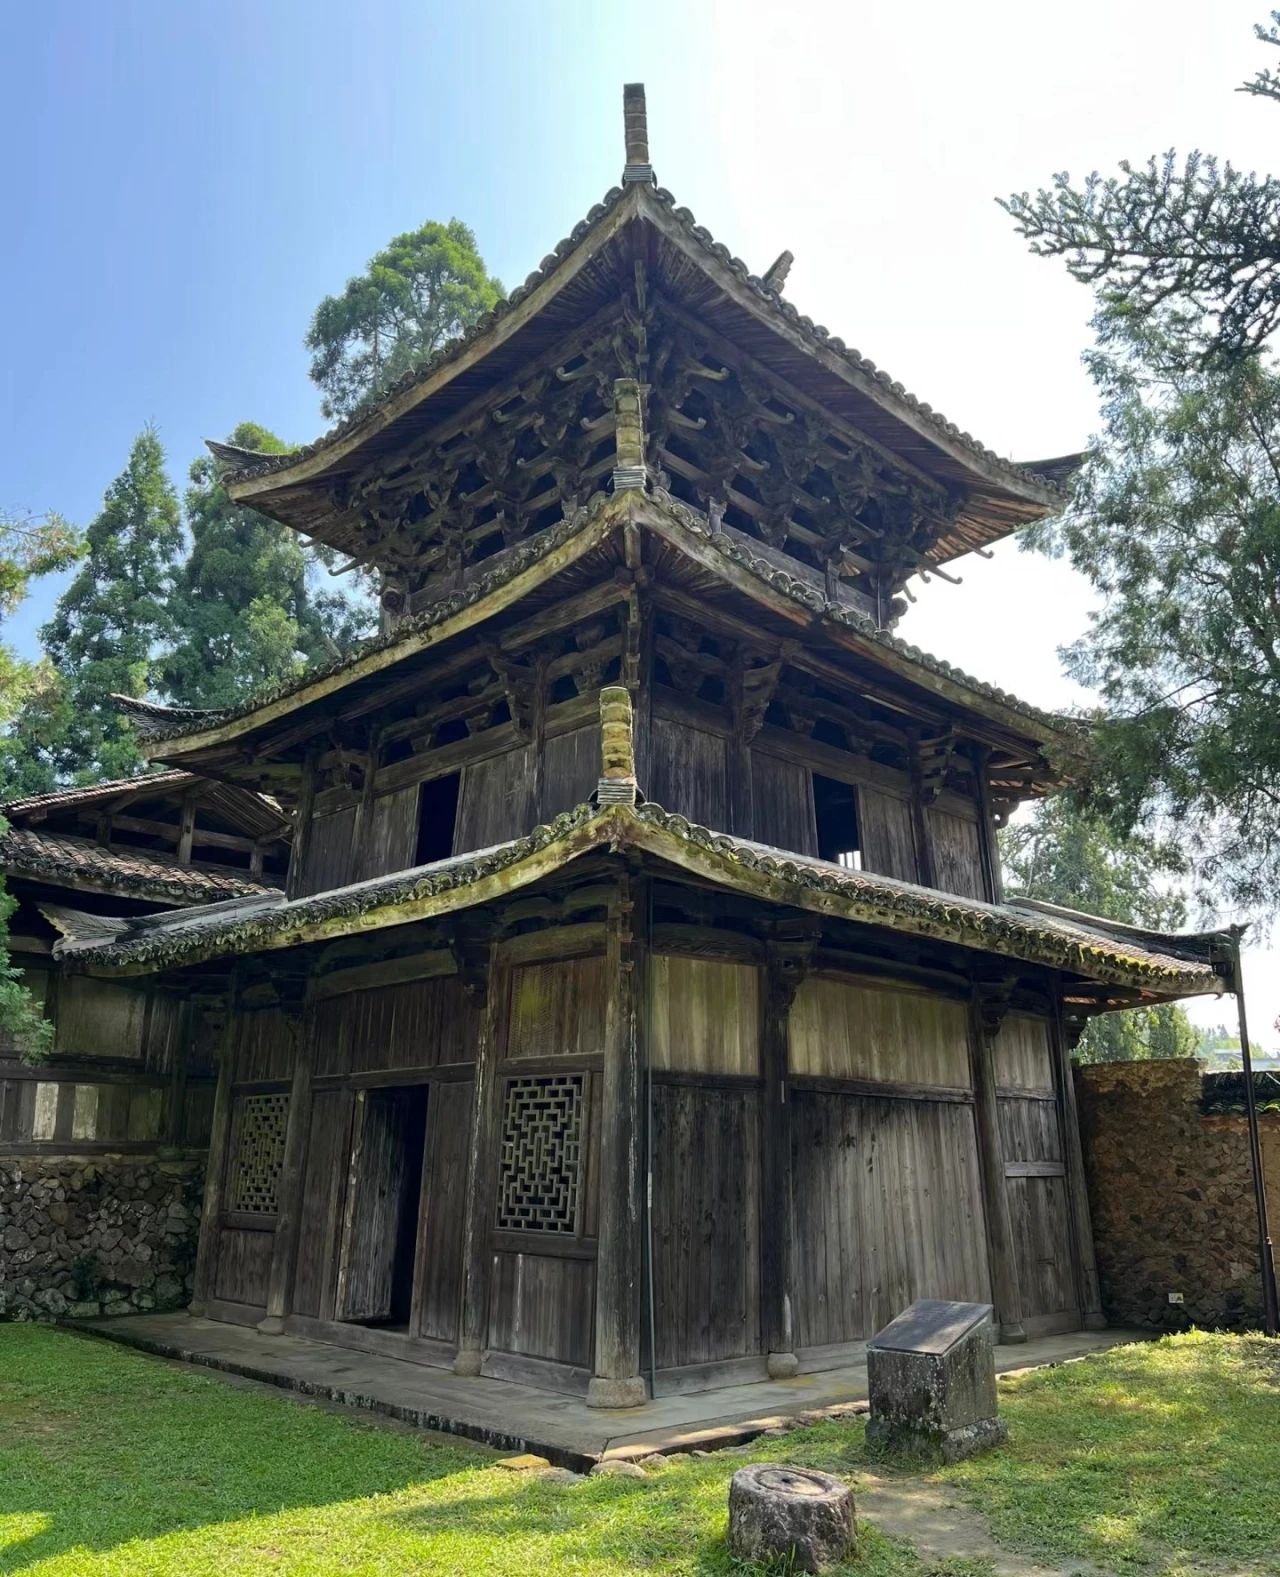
[162,423,373,709]
[1001,796,1199,1063]
[9,428,182,790]
[1001,14,1280,361]
[306,219,503,421]
[0,508,83,1059]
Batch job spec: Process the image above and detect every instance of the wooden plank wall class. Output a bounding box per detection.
[751,752,817,855]
[455,745,534,853]
[927,807,986,901]
[314,975,479,1078]
[994,1013,1077,1325]
[787,973,992,1349]
[353,786,420,882]
[859,790,919,883]
[414,1079,473,1343]
[649,953,763,1371]
[541,725,598,822]
[649,717,729,828]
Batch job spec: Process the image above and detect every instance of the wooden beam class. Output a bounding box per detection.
[587,871,647,1408]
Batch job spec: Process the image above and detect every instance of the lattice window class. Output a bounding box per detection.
[495,1074,584,1234]
[229,1092,290,1215]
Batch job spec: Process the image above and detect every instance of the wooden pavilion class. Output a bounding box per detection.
[47,89,1230,1408]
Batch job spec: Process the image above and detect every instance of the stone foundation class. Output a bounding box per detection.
[0,1153,203,1322]
[1076,1059,1280,1331]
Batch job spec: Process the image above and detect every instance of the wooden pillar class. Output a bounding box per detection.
[907,729,937,889]
[453,940,503,1375]
[971,744,1004,904]
[258,991,313,1335]
[587,871,647,1408]
[1050,989,1105,1328]
[285,750,319,900]
[967,987,1026,1343]
[188,984,237,1318]
[760,922,818,1378]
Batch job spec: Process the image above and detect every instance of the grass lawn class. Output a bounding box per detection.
[0,1325,1276,1576]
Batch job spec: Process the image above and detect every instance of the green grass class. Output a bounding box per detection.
[942,1330,1280,1576]
[1,1326,1277,1576]
[0,1324,953,1577]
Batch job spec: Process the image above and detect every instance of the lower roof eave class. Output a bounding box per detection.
[52,801,1226,1002]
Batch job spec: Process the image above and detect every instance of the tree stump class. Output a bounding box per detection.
[727,1464,854,1572]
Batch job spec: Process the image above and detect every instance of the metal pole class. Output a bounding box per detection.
[1227,932,1278,1337]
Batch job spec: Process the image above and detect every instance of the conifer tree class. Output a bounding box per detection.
[19,428,181,786]
[162,423,373,709]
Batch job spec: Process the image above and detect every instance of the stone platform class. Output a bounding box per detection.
[64,1312,1141,1472]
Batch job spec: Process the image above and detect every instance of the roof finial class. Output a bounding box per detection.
[763,250,794,294]
[622,83,654,185]
[597,686,638,805]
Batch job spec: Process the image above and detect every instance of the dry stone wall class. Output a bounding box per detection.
[0,1154,203,1321]
[1076,1058,1280,1331]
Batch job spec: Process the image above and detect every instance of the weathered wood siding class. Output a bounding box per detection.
[353,786,420,882]
[291,1088,350,1320]
[506,957,607,1059]
[790,1091,989,1346]
[789,975,971,1088]
[486,1253,595,1369]
[413,1078,473,1342]
[651,1082,762,1368]
[313,975,478,1078]
[649,716,728,828]
[649,955,760,1075]
[455,745,535,853]
[927,806,987,900]
[751,751,818,855]
[541,724,598,822]
[859,789,919,883]
[294,805,358,898]
[994,1014,1077,1325]
[214,1225,272,1308]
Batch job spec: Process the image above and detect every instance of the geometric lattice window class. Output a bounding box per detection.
[495,1074,583,1234]
[229,1092,290,1215]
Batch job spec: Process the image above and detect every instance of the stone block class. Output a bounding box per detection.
[865,1299,1006,1463]
[727,1464,854,1572]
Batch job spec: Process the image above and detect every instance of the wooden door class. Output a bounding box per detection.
[335,1087,425,1322]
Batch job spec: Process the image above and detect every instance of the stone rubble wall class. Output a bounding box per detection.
[0,1154,204,1322]
[1076,1058,1280,1331]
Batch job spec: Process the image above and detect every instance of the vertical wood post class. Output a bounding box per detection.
[188,982,238,1318]
[453,940,503,1375]
[587,871,647,1408]
[967,987,1026,1343]
[1050,989,1105,1328]
[259,989,313,1335]
[286,750,319,900]
[907,729,937,889]
[760,921,818,1378]
[971,744,1004,904]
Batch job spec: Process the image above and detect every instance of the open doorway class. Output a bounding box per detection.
[335,1085,429,1330]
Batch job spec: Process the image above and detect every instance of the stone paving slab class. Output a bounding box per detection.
[63,1313,1145,1472]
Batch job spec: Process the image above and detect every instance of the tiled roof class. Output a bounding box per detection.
[115,490,1082,756]
[0,827,281,905]
[218,185,1064,505]
[52,800,1224,997]
[3,770,194,817]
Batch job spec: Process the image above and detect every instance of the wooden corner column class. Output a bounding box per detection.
[453,926,502,1376]
[1051,991,1105,1329]
[258,982,313,1335]
[188,978,237,1318]
[587,868,648,1408]
[760,920,818,1379]
[968,984,1026,1343]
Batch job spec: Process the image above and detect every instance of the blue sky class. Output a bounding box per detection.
[3,0,1276,1029]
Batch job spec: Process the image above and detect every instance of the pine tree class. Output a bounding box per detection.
[162,423,373,709]
[20,428,181,785]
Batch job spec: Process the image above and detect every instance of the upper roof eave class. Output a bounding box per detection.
[218,183,1066,532]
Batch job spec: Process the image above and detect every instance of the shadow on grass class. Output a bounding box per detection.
[0,1324,486,1573]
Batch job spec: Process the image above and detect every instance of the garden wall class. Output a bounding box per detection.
[1076,1058,1280,1331]
[0,1153,203,1321]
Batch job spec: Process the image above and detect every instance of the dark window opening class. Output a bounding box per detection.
[416,773,461,865]
[814,773,861,870]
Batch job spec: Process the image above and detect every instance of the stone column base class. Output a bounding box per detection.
[766,1351,799,1379]
[586,1374,648,1409]
[452,1348,483,1377]
[256,1314,286,1336]
[997,1321,1027,1344]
